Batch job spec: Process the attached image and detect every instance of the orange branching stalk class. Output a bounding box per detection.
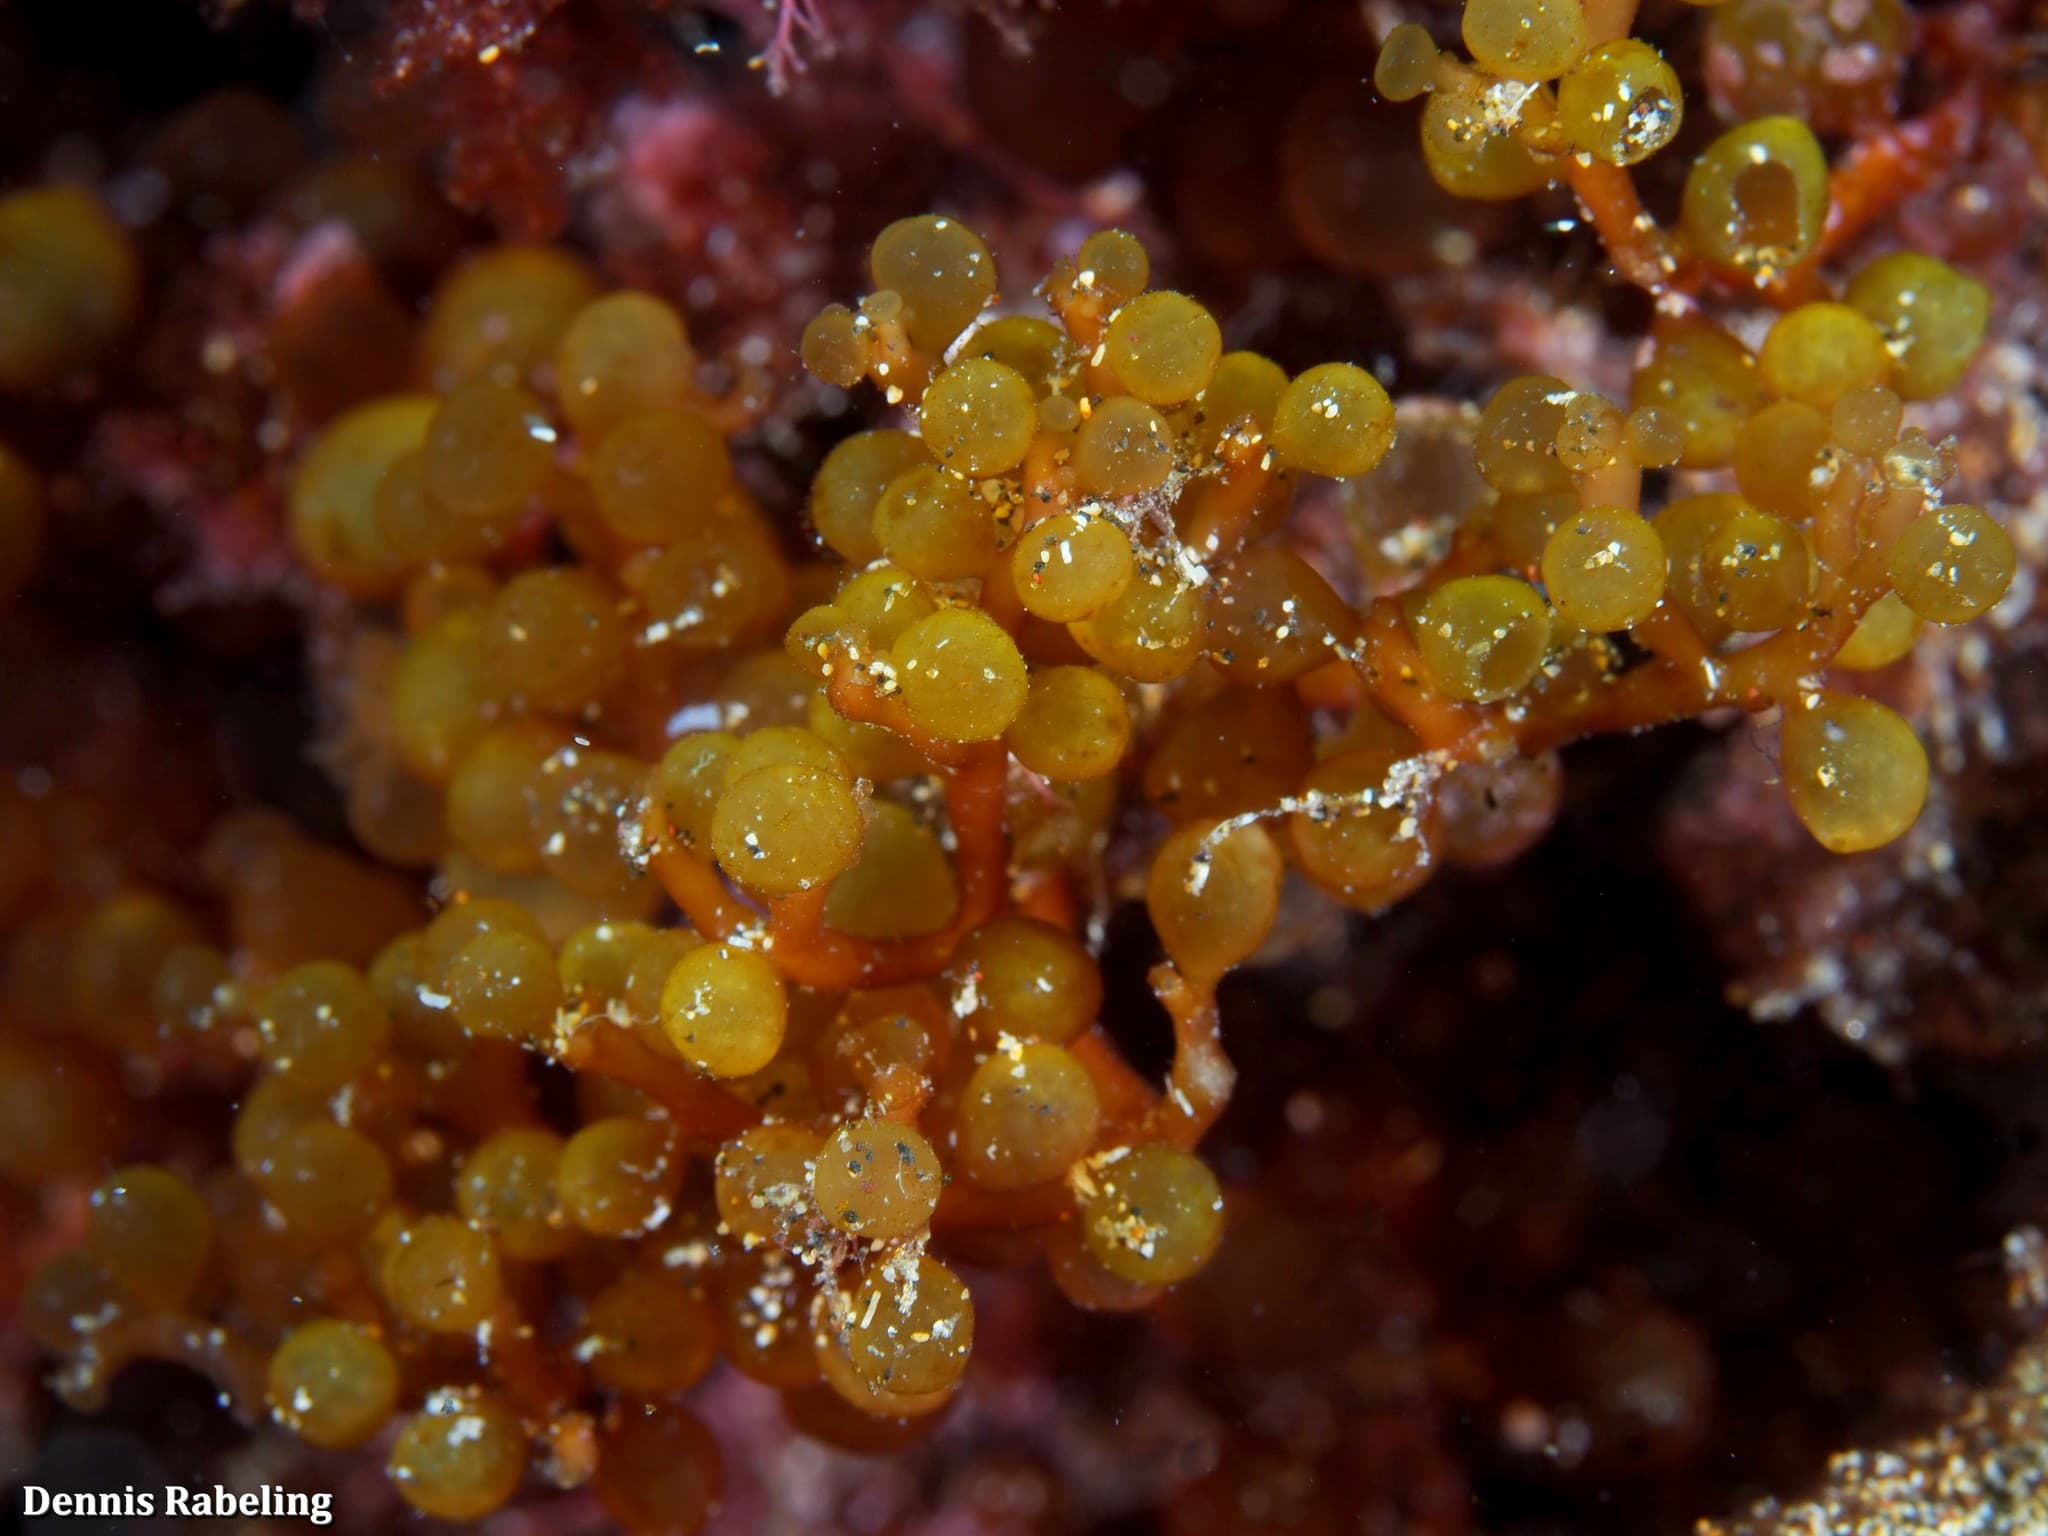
[51,1310,272,1424]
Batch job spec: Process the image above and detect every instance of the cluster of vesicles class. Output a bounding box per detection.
[7,220,1244,1529]
[6,197,2005,1528]
[803,215,2004,874]
[1371,0,1913,286]
[1372,0,1690,195]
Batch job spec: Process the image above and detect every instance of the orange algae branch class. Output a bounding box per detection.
[1179,433,1280,559]
[444,1040,547,1137]
[53,1312,271,1424]
[935,1178,1073,1233]
[1353,601,1504,758]
[1820,87,1984,261]
[634,798,755,942]
[1140,963,1235,1148]
[1070,1027,1167,1130]
[1567,158,1691,302]
[481,1297,585,1421]
[552,1018,761,1146]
